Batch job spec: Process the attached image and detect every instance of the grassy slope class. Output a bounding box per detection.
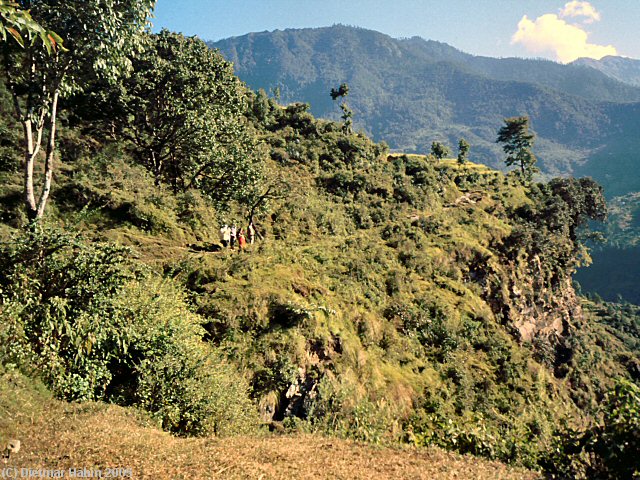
[1,130,637,473]
[0,369,539,479]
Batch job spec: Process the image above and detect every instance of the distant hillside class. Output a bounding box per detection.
[210,25,640,198]
[573,56,640,87]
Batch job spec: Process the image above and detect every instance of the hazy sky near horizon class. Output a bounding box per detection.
[153,0,640,62]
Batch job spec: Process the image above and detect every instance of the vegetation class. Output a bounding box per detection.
[0,226,257,436]
[430,141,451,161]
[542,380,640,479]
[0,0,62,51]
[496,116,537,182]
[211,25,640,197]
[330,82,353,134]
[0,21,638,480]
[1,0,155,219]
[457,138,469,164]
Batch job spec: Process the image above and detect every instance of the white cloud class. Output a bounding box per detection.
[511,13,617,63]
[560,1,601,23]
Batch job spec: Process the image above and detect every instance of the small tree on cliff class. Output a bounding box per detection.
[430,141,450,161]
[457,138,470,164]
[496,116,538,182]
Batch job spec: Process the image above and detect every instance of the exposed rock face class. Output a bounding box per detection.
[258,335,341,423]
[283,367,318,418]
[486,254,581,343]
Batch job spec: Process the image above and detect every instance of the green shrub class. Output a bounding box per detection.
[542,379,640,479]
[0,226,259,436]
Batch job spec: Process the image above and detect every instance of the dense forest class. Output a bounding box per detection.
[0,3,639,479]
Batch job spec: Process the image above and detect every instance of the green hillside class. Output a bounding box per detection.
[1,19,639,480]
[210,25,640,309]
[210,25,640,198]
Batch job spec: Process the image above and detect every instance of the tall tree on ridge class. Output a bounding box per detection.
[496,116,538,182]
[330,82,352,134]
[457,138,470,164]
[1,0,155,221]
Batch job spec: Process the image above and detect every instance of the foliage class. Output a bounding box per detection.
[502,177,607,278]
[0,0,62,51]
[330,83,349,101]
[0,33,635,475]
[496,116,538,182]
[106,30,263,208]
[0,226,258,436]
[430,141,451,161]
[1,0,155,219]
[457,138,470,164]
[330,82,353,134]
[211,25,640,202]
[542,380,640,479]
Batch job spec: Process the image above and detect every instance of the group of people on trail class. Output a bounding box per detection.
[219,222,255,250]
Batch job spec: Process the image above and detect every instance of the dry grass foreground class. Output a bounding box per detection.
[1,372,540,480]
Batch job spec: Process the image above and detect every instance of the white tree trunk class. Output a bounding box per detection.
[36,90,59,219]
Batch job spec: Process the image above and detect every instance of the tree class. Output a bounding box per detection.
[430,141,450,161]
[112,31,262,207]
[496,116,538,182]
[457,138,470,164]
[1,0,155,221]
[330,83,349,101]
[330,82,352,134]
[543,380,640,479]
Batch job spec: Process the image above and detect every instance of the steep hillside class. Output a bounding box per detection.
[210,25,640,198]
[2,93,638,475]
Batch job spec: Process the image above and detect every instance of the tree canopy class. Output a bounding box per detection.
[457,138,470,164]
[430,141,450,161]
[2,0,156,220]
[112,30,262,207]
[496,116,538,182]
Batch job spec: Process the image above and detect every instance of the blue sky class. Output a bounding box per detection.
[153,0,640,62]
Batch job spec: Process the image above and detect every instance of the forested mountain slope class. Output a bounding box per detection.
[210,25,640,198]
[572,56,640,87]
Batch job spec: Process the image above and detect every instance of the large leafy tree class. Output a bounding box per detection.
[115,31,261,207]
[496,116,538,182]
[1,0,155,220]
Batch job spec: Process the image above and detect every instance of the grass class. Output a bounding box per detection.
[0,369,540,479]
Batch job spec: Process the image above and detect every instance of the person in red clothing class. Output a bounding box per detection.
[237,228,247,251]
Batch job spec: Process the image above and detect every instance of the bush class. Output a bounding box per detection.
[0,226,259,436]
[542,379,640,479]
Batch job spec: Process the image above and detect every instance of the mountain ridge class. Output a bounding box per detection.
[209,25,640,198]
[572,55,640,87]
